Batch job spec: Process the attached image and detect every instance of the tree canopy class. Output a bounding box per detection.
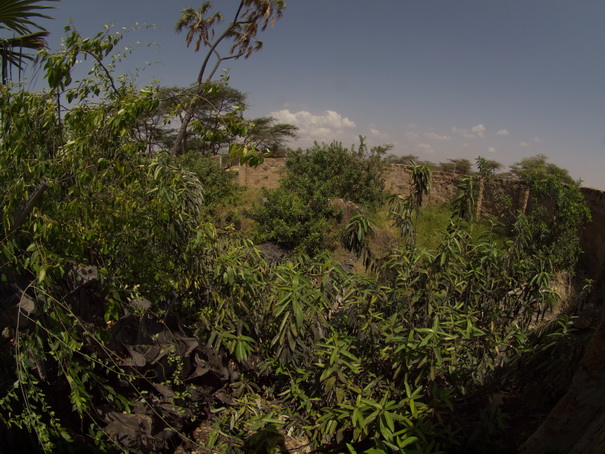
[510,154,574,184]
[171,0,286,154]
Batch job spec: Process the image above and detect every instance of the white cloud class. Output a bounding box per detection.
[407,123,418,128]
[271,109,357,143]
[452,127,476,139]
[471,124,486,138]
[496,129,509,136]
[533,137,544,143]
[405,131,419,140]
[313,127,332,138]
[488,146,496,153]
[416,143,435,154]
[452,124,486,139]
[520,142,529,147]
[369,126,390,141]
[424,132,452,141]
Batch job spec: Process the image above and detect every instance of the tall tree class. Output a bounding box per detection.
[510,154,573,184]
[439,158,472,174]
[171,0,285,154]
[246,115,298,156]
[146,83,248,154]
[0,0,57,84]
[140,83,296,156]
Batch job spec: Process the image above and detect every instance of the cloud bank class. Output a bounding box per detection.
[271,109,357,145]
[452,124,486,139]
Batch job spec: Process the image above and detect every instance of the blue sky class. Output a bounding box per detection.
[22,0,605,189]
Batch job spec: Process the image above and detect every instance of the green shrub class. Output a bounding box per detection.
[249,188,336,255]
[250,139,387,255]
[516,176,590,271]
[284,139,387,210]
[175,151,241,216]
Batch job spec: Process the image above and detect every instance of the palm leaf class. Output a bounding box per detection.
[0,30,47,69]
[0,0,57,35]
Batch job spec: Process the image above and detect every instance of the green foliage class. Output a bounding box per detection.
[171,0,286,154]
[451,176,478,222]
[249,187,335,254]
[176,151,241,215]
[284,139,387,209]
[246,115,298,156]
[476,156,502,178]
[511,154,573,184]
[0,25,211,450]
[153,82,248,154]
[189,207,574,452]
[485,154,590,272]
[0,16,594,454]
[516,176,590,270]
[342,211,376,268]
[389,194,416,243]
[413,204,453,250]
[388,161,432,245]
[410,161,432,210]
[250,139,387,255]
[0,0,57,84]
[0,0,56,35]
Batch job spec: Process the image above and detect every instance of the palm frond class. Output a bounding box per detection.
[0,29,48,81]
[0,0,58,35]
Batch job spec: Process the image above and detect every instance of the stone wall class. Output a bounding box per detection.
[236,158,531,218]
[236,158,286,189]
[521,186,605,453]
[235,159,605,278]
[383,165,462,205]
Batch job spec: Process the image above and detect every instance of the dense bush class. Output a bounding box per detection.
[284,139,387,209]
[0,26,223,451]
[516,175,590,270]
[176,151,242,216]
[249,187,337,254]
[250,140,387,254]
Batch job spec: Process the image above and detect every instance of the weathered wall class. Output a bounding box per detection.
[236,158,286,190]
[519,189,605,454]
[383,165,464,206]
[237,158,530,217]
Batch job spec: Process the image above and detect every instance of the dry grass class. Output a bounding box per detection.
[533,270,578,328]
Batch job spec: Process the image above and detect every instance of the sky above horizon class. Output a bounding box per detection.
[20,0,605,189]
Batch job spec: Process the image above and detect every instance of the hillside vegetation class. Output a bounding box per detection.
[0,22,595,454]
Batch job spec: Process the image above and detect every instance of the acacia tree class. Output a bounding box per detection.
[510,154,573,184]
[439,158,473,174]
[139,83,248,154]
[141,84,297,156]
[171,0,285,155]
[246,115,298,156]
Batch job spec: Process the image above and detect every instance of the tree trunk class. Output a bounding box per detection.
[170,101,197,155]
